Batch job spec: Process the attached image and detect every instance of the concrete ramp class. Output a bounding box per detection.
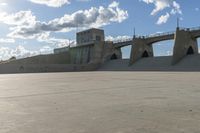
[99,54,200,71]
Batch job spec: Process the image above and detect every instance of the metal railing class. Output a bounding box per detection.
[134,31,175,39]
[113,38,133,44]
[190,26,200,31]
[113,26,200,44]
[179,26,200,32]
[112,31,174,44]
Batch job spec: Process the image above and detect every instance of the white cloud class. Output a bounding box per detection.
[141,0,170,15]
[37,32,76,48]
[195,8,199,11]
[0,38,15,43]
[1,1,128,40]
[0,2,7,6]
[140,0,182,24]
[156,12,170,25]
[141,0,181,15]
[77,0,91,2]
[0,46,37,60]
[0,45,54,60]
[0,10,36,26]
[39,46,53,54]
[170,1,182,14]
[29,0,70,7]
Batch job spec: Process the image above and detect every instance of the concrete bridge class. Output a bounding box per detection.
[113,26,200,65]
[113,38,133,48]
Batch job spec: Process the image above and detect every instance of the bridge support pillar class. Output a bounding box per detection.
[172,28,198,65]
[130,38,153,65]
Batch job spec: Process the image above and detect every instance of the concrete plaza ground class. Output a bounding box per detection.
[0,72,200,133]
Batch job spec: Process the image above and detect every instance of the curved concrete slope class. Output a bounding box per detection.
[99,54,200,71]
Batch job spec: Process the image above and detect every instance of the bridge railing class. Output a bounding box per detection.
[190,26,200,31]
[113,38,133,44]
[113,26,200,44]
[145,31,174,38]
[179,26,200,32]
[112,31,175,44]
[133,31,175,39]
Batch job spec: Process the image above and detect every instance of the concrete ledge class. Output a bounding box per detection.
[99,54,200,71]
[0,63,100,74]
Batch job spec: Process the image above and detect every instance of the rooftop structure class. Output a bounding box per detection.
[54,46,70,54]
[76,28,105,45]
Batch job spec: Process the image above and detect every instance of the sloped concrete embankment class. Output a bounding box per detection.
[0,64,99,74]
[99,54,200,71]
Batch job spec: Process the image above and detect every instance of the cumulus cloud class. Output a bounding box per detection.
[170,1,182,14]
[0,46,37,60]
[38,46,53,54]
[37,32,76,48]
[0,2,7,6]
[141,0,181,15]
[0,10,36,26]
[141,0,170,15]
[140,0,182,24]
[0,45,53,60]
[1,1,128,40]
[29,0,70,7]
[77,0,91,2]
[156,12,170,25]
[0,38,15,43]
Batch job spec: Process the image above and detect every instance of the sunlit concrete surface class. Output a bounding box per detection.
[0,72,200,133]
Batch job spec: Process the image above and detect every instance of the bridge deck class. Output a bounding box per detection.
[113,26,200,48]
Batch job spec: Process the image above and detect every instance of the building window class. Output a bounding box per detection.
[96,36,101,41]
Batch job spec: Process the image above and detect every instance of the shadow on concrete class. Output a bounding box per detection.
[98,54,200,72]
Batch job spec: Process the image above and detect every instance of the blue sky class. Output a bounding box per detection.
[0,0,199,60]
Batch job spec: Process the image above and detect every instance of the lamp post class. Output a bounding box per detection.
[177,17,180,30]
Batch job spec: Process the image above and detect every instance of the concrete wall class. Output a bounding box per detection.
[69,41,105,64]
[0,40,121,74]
[172,28,198,64]
[69,41,122,65]
[130,38,153,65]
[70,44,94,64]
[0,63,100,74]
[54,46,70,54]
[102,41,122,62]
[90,41,103,64]
[0,48,100,73]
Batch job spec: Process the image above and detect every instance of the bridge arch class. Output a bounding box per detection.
[113,39,133,59]
[198,38,200,54]
[121,45,131,59]
[187,46,194,55]
[142,50,149,57]
[152,40,174,57]
[110,53,118,60]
